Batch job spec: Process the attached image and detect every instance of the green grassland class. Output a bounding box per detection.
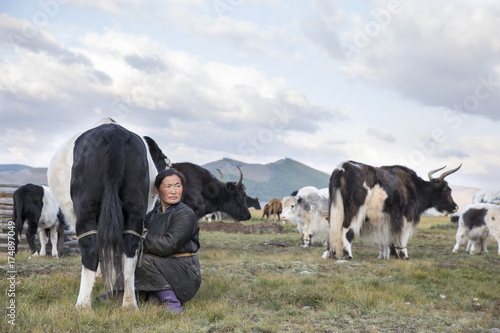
[1,213,499,332]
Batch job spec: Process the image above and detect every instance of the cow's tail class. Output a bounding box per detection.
[57,208,73,233]
[13,188,25,252]
[97,132,127,290]
[328,172,345,259]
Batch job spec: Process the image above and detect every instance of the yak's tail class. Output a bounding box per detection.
[12,187,25,253]
[97,130,127,290]
[328,172,345,260]
[57,208,72,233]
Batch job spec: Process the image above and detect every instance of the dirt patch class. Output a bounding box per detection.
[199,221,284,234]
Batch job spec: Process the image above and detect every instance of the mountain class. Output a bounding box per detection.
[202,157,330,202]
[0,159,480,206]
[0,164,48,185]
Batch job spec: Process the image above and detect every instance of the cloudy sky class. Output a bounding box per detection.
[1,0,499,190]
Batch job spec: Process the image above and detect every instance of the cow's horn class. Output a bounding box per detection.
[236,166,243,188]
[428,166,446,180]
[216,169,225,182]
[438,163,462,181]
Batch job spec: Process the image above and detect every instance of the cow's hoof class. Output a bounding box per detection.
[321,251,330,259]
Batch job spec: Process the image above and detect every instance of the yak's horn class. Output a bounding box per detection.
[438,163,462,181]
[236,166,243,188]
[428,166,447,180]
[216,169,225,182]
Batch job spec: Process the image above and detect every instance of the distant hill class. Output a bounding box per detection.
[202,157,331,202]
[0,164,48,185]
[0,159,480,207]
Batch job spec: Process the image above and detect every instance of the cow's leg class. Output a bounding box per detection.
[39,229,48,256]
[301,233,312,248]
[26,219,39,255]
[377,244,390,259]
[469,240,480,255]
[343,228,354,259]
[76,234,98,308]
[57,219,65,255]
[395,221,414,260]
[122,253,138,310]
[453,227,467,253]
[122,229,140,310]
[13,219,24,254]
[482,238,489,254]
[49,224,59,258]
[465,240,471,253]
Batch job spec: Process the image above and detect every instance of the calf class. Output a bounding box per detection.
[262,198,282,222]
[280,186,329,248]
[453,203,500,255]
[13,184,66,258]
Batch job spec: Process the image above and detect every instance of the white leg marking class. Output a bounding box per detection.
[39,230,48,256]
[482,238,489,253]
[122,254,138,310]
[50,225,59,258]
[76,266,97,308]
[465,240,471,253]
[321,250,330,259]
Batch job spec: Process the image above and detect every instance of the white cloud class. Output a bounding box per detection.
[0,22,341,167]
[304,1,500,121]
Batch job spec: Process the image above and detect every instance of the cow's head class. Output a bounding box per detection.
[428,164,461,214]
[280,196,299,222]
[246,195,261,210]
[219,167,251,221]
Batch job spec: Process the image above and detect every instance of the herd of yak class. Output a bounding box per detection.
[10,118,500,309]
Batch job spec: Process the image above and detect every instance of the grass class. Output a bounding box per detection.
[1,213,500,332]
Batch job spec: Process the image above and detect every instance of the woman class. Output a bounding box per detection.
[135,168,201,313]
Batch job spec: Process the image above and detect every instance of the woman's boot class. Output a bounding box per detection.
[154,290,183,313]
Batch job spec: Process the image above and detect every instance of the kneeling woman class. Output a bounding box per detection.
[136,168,201,312]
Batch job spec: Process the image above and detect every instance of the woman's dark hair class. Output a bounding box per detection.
[154,168,187,189]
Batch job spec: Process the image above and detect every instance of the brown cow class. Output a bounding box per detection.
[262,198,282,222]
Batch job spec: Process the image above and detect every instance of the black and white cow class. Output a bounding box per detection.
[324,161,461,260]
[13,183,66,258]
[171,162,251,221]
[280,186,329,248]
[48,118,169,309]
[452,203,500,255]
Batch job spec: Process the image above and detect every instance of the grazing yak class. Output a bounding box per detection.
[262,198,282,222]
[324,161,461,260]
[171,162,251,221]
[280,186,329,248]
[453,203,500,255]
[48,118,169,309]
[13,183,67,258]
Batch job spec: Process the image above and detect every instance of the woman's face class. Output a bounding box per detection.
[156,174,183,207]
